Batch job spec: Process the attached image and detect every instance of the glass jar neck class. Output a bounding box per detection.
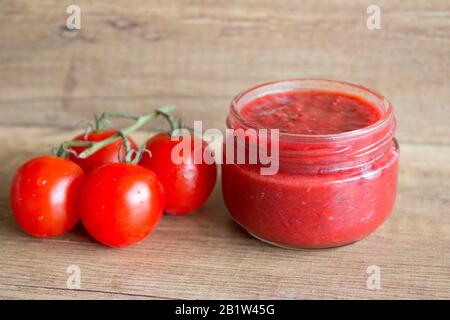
[227,79,397,174]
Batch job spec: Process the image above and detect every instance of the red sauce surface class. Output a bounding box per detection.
[240,90,381,134]
[222,89,399,248]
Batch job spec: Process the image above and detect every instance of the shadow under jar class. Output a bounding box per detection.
[222,79,399,249]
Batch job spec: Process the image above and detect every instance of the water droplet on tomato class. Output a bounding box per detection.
[38,216,44,222]
[36,178,47,187]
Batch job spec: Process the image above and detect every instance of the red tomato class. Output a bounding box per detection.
[139,133,217,215]
[79,163,165,247]
[69,130,138,173]
[10,156,85,237]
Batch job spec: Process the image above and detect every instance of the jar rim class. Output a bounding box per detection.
[230,78,394,143]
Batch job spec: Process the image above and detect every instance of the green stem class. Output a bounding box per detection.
[131,146,150,165]
[77,105,175,159]
[94,112,141,132]
[62,141,93,148]
[117,131,133,163]
[54,140,93,158]
[157,109,180,133]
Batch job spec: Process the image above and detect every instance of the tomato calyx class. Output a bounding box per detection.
[116,131,151,165]
[51,140,93,159]
[80,112,140,140]
[53,105,176,161]
[76,105,175,159]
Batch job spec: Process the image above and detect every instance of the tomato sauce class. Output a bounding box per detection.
[222,80,399,248]
[240,90,381,135]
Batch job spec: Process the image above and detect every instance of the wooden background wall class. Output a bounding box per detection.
[1,0,449,144]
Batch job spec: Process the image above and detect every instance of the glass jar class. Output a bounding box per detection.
[222,79,399,249]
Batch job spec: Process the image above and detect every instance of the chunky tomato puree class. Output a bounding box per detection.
[222,80,399,248]
[240,90,381,135]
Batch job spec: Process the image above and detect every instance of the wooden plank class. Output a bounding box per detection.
[0,126,449,299]
[0,284,162,300]
[0,0,449,143]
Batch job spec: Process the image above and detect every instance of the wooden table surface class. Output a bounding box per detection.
[1,1,449,299]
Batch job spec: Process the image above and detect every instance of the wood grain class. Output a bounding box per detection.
[0,126,449,300]
[0,0,449,144]
[0,0,449,300]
